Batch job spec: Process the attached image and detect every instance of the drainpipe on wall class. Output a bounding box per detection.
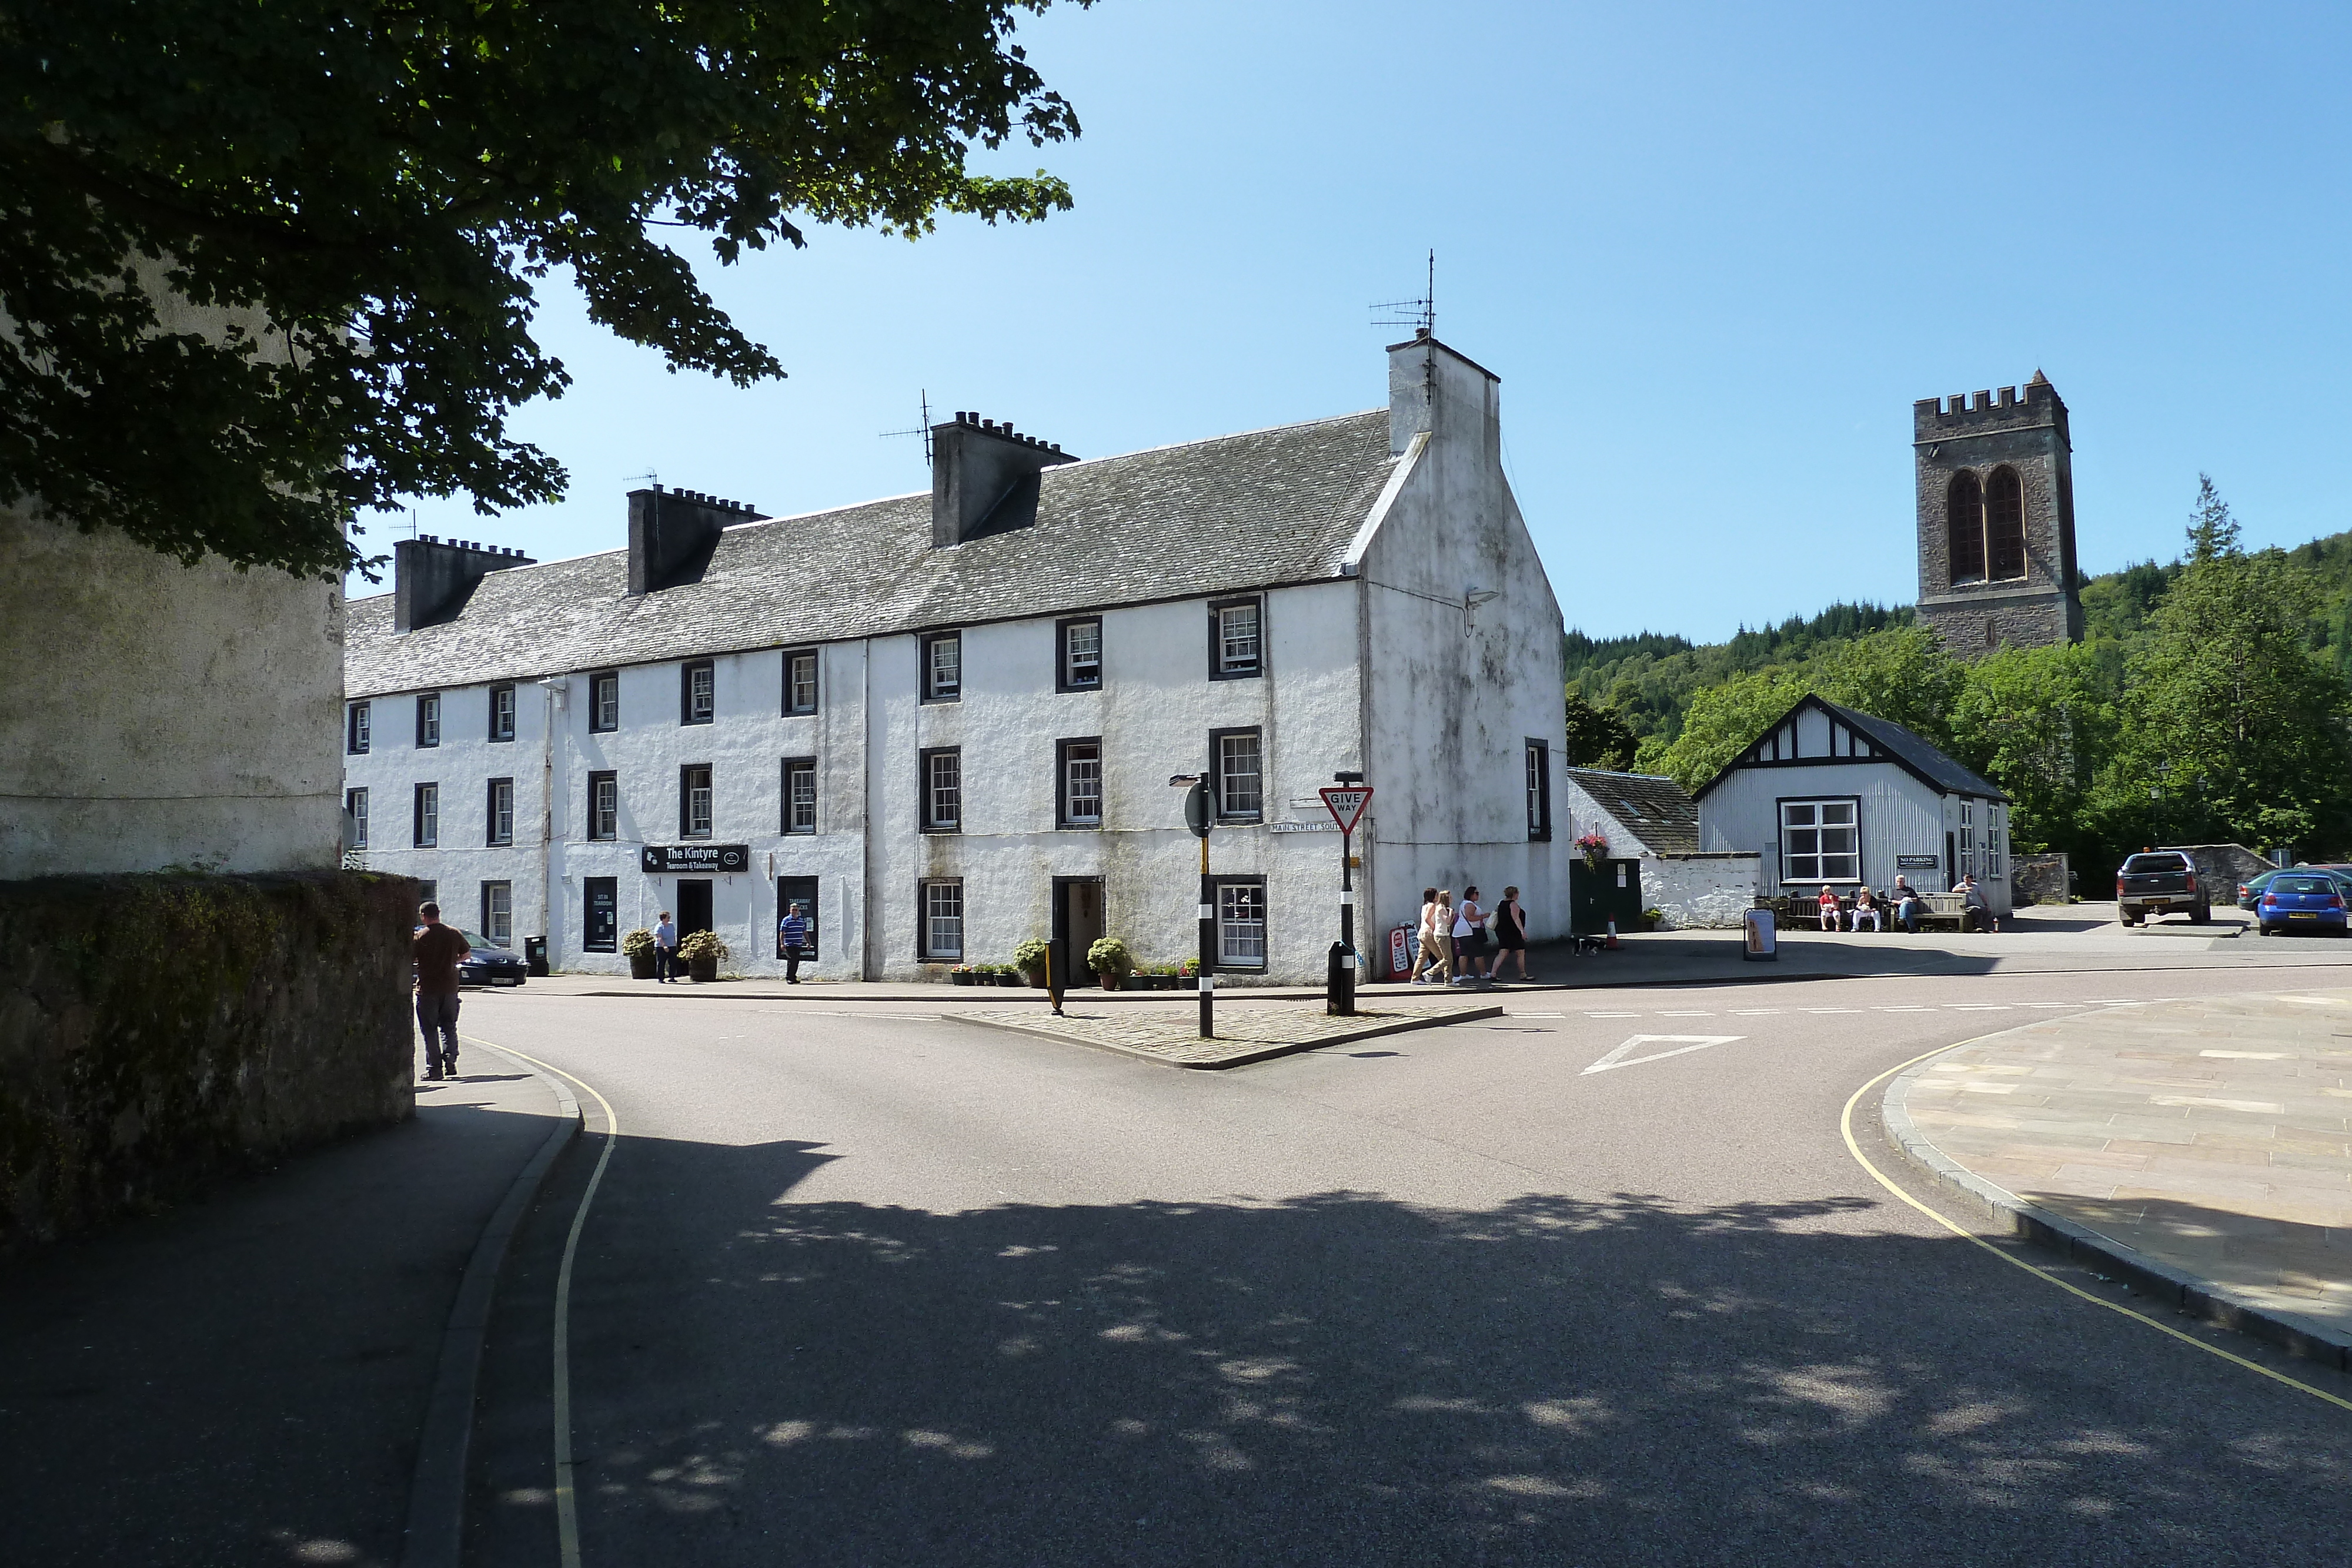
[537,677,563,967]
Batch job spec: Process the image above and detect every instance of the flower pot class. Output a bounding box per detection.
[628,953,656,980]
[1021,970,1046,989]
[997,972,1023,987]
[1100,972,1124,991]
[951,971,975,986]
[688,956,719,983]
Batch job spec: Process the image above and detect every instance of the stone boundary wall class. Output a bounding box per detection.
[0,871,415,1250]
[2156,843,2274,900]
[1643,852,1761,930]
[2012,853,2070,906]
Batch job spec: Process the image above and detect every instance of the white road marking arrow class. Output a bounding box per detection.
[1582,1034,1746,1075]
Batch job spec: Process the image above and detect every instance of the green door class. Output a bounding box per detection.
[1568,858,1645,935]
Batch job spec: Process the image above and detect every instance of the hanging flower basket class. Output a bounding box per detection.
[1573,831,1611,871]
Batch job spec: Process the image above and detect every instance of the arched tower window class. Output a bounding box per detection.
[1947,472,1986,585]
[1986,467,2026,580]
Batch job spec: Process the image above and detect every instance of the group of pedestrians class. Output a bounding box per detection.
[1408,885,1531,986]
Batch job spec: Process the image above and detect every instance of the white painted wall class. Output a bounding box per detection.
[1697,762,2012,915]
[1642,854,1760,929]
[1356,337,1569,957]
[1,506,343,878]
[341,335,1566,980]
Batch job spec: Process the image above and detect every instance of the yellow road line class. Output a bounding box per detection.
[469,1037,620,1568]
[1841,1042,2352,1414]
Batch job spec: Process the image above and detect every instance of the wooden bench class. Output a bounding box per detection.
[1765,892,1970,932]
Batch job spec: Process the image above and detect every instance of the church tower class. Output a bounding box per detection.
[1913,373,2082,654]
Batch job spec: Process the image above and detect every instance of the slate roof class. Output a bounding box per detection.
[1692,696,2009,803]
[1561,768,1700,855]
[345,410,1398,698]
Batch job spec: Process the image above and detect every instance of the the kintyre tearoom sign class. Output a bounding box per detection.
[640,844,751,874]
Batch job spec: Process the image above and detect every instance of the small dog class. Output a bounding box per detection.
[1569,934,1609,955]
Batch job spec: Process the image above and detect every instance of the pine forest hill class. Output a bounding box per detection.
[1562,485,2352,876]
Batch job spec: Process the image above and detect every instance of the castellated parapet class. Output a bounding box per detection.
[1912,373,2082,656]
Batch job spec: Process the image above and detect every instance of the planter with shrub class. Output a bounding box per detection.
[621,927,657,979]
[950,965,977,986]
[1013,938,1050,987]
[677,928,729,983]
[1088,937,1135,991]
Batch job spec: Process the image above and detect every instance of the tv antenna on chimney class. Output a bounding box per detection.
[1369,250,1435,336]
[880,390,936,466]
[623,469,661,491]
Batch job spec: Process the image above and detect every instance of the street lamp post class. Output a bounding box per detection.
[1172,774,1214,1039]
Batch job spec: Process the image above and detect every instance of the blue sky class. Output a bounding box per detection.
[358,2,2352,643]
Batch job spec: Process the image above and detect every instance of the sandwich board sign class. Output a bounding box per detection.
[1318,785,1372,836]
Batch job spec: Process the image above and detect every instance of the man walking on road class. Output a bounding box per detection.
[779,902,811,984]
[412,901,469,1081]
[654,910,679,983]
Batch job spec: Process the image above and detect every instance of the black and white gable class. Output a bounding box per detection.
[1694,695,2007,803]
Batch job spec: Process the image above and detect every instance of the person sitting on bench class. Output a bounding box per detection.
[1816,884,1843,932]
[1959,874,1996,932]
[1849,887,1883,932]
[1890,876,1923,935]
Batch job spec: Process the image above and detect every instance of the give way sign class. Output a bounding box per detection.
[1318,785,1373,835]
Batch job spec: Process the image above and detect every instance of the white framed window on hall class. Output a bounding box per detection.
[588,771,618,841]
[920,747,961,833]
[1215,878,1268,969]
[489,683,517,743]
[1209,597,1262,680]
[1058,738,1102,827]
[921,631,962,702]
[480,881,513,946]
[783,758,817,834]
[1210,727,1262,821]
[680,764,713,838]
[486,777,514,846]
[1057,617,1101,691]
[681,660,716,725]
[346,702,371,755]
[345,787,369,850]
[590,671,620,733]
[1779,797,1860,884]
[783,648,820,715]
[416,692,442,747]
[413,783,440,848]
[920,879,964,961]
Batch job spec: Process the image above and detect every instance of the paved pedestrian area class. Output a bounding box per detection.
[1889,989,2352,1340]
[959,1001,1503,1067]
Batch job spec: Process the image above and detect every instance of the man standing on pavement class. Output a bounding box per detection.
[654,910,679,983]
[412,901,469,1081]
[778,902,811,984]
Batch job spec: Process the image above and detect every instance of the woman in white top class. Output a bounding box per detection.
[1409,887,1445,984]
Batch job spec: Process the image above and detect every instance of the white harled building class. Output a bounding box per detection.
[340,333,1571,982]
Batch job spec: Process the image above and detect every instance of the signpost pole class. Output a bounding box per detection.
[1175,774,1215,1040]
[1319,776,1371,1018]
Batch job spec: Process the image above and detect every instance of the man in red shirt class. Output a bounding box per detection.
[412,901,471,1081]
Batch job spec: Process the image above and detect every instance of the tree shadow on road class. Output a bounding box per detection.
[538,1135,2352,1567]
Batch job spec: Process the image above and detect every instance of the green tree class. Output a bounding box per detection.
[1563,691,1639,771]
[2,1,1087,579]
[1640,669,1815,793]
[1814,624,1961,746]
[2102,479,2352,851]
[1948,641,2114,857]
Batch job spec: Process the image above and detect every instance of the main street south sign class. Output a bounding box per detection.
[640,844,751,874]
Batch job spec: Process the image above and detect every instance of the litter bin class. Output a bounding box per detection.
[1741,907,1776,962]
[524,935,549,977]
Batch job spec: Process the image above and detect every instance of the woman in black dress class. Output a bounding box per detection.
[1494,885,1530,980]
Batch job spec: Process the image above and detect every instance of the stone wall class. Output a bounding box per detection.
[2159,843,2274,900]
[2012,853,2071,906]
[1643,852,1761,930]
[0,872,415,1250]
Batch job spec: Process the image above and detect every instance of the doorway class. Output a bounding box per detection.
[1053,877,1105,988]
[677,879,714,938]
[777,876,819,959]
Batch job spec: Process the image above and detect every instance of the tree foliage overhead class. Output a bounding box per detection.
[2,0,1087,580]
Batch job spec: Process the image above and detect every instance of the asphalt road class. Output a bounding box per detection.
[459,957,2352,1567]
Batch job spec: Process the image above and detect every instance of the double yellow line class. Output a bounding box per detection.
[1842,1043,2352,1414]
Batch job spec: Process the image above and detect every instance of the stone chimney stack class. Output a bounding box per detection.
[626,487,763,595]
[929,413,1078,547]
[393,536,536,631]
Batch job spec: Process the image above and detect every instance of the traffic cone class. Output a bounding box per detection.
[1605,918,1620,950]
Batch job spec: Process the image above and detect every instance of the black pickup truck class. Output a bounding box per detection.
[2116,851,2211,926]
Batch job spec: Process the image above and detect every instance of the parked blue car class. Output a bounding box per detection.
[2255,874,2350,936]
